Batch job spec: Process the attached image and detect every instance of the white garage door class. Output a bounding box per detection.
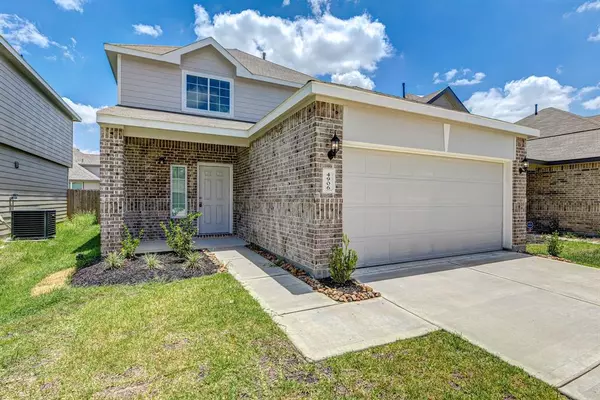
[344,147,504,267]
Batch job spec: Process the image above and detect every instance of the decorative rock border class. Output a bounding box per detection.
[248,245,381,303]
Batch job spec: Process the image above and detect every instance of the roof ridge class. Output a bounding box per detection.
[227,48,313,78]
[545,107,600,128]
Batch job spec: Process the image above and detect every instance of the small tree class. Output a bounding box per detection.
[160,212,202,258]
[121,225,143,259]
[329,234,358,284]
[547,231,563,257]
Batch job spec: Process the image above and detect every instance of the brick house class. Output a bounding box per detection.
[97,37,539,277]
[517,107,600,235]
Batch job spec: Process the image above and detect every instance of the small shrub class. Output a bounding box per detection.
[547,231,564,257]
[183,251,204,270]
[329,234,358,284]
[121,225,144,259]
[105,252,125,269]
[160,212,202,258]
[274,257,285,267]
[143,253,162,269]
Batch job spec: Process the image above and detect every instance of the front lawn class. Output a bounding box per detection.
[527,239,600,269]
[0,215,562,399]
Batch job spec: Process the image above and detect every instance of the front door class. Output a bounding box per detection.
[198,164,231,234]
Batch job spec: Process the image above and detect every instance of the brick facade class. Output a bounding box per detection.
[100,126,125,255]
[234,101,344,278]
[527,162,600,235]
[123,137,237,239]
[512,137,527,251]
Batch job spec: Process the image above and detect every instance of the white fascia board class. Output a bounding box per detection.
[312,83,540,138]
[1,36,81,122]
[96,114,249,139]
[104,41,303,89]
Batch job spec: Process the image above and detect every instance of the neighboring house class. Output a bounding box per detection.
[0,36,81,238]
[517,107,600,235]
[405,86,470,112]
[69,148,100,190]
[98,37,538,277]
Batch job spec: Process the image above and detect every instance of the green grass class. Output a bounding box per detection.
[527,239,600,269]
[0,215,562,399]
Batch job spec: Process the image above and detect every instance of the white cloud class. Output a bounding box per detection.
[432,67,485,86]
[53,0,86,13]
[133,24,163,38]
[79,149,100,155]
[588,27,600,41]
[451,72,486,86]
[308,0,330,15]
[331,71,375,89]
[583,96,600,110]
[193,4,392,81]
[464,76,576,122]
[282,0,291,5]
[577,0,600,12]
[44,55,57,61]
[70,37,77,47]
[556,65,563,75]
[63,97,106,124]
[0,14,77,61]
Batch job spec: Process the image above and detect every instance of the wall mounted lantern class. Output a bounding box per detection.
[157,156,167,165]
[328,133,340,160]
[519,158,529,174]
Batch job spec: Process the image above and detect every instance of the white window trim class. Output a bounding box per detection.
[170,165,188,218]
[181,70,234,118]
[70,182,84,189]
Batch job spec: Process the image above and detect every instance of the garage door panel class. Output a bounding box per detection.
[344,148,504,268]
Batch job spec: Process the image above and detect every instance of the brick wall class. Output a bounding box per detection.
[234,101,343,278]
[123,137,237,238]
[100,126,124,255]
[527,161,600,235]
[512,137,527,251]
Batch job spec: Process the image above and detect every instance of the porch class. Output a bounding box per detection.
[136,236,247,254]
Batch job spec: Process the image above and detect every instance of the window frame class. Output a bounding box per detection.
[70,182,84,190]
[181,70,234,117]
[170,164,188,219]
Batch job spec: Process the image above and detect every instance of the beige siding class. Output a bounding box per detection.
[119,49,296,123]
[0,53,73,167]
[0,144,67,238]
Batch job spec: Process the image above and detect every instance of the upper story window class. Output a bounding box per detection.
[183,71,232,116]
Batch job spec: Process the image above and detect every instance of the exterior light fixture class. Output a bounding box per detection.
[519,158,529,174]
[328,133,340,160]
[157,156,166,165]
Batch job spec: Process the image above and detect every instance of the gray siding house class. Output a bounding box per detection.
[98,37,537,277]
[0,36,81,238]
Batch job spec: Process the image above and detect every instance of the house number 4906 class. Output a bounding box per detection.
[322,168,336,194]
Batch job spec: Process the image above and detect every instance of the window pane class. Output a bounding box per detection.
[198,77,208,86]
[221,80,230,90]
[198,100,208,110]
[71,182,83,189]
[220,104,230,113]
[209,79,219,89]
[187,75,197,84]
[198,85,208,94]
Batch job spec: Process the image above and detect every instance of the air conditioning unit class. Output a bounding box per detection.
[11,210,56,239]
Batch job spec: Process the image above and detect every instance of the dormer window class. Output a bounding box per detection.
[182,71,232,116]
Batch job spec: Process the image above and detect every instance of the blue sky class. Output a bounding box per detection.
[2,0,600,153]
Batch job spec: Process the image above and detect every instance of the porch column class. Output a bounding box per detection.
[512,137,527,251]
[100,125,124,255]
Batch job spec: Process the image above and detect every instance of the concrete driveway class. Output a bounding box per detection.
[355,251,600,400]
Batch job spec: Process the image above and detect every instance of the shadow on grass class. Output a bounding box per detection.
[73,234,101,270]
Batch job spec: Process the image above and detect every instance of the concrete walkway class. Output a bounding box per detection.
[211,247,437,361]
[356,251,600,400]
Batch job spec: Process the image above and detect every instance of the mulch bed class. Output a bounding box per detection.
[71,251,223,287]
[248,245,380,303]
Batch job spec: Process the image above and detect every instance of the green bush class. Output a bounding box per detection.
[160,212,202,258]
[105,252,125,269]
[183,251,204,269]
[143,253,162,269]
[329,234,358,284]
[547,231,564,257]
[121,225,143,259]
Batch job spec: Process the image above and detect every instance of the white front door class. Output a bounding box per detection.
[198,164,231,234]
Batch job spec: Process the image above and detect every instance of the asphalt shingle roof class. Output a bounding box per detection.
[110,44,313,85]
[73,148,99,166]
[516,107,600,162]
[69,162,99,182]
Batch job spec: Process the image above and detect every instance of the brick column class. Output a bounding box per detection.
[100,125,124,255]
[512,137,527,251]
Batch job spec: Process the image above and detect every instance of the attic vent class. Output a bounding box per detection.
[11,210,56,239]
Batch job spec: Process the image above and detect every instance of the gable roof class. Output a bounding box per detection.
[406,87,469,113]
[516,107,600,138]
[0,35,81,122]
[517,107,600,163]
[73,148,99,166]
[69,162,100,182]
[105,38,313,88]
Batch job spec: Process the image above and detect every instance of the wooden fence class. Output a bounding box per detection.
[67,189,100,222]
